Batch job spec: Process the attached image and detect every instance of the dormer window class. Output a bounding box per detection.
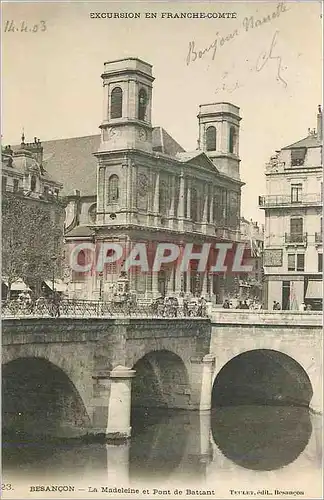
[110,87,123,119]
[291,148,306,166]
[138,89,147,121]
[206,126,216,151]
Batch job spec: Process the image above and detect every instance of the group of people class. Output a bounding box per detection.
[10,291,62,317]
[151,295,208,317]
[273,300,312,311]
[222,297,262,310]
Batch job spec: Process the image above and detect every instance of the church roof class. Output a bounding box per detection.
[176,151,202,162]
[13,127,185,197]
[282,134,322,150]
[41,134,100,196]
[64,225,95,237]
[152,127,185,156]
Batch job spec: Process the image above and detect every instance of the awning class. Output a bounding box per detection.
[44,280,67,293]
[305,280,323,300]
[2,278,31,291]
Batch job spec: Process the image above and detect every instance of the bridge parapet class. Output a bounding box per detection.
[211,310,322,327]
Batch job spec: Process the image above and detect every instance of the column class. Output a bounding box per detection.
[202,185,208,223]
[126,161,132,223]
[153,171,160,225]
[131,161,137,211]
[97,167,105,225]
[209,187,214,225]
[168,176,175,229]
[201,272,208,299]
[121,156,128,211]
[178,174,185,219]
[106,365,136,439]
[200,354,215,411]
[185,268,191,295]
[175,243,183,295]
[187,180,191,220]
[102,82,109,123]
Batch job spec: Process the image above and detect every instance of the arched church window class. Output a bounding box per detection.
[30,175,37,192]
[206,126,216,152]
[88,204,97,224]
[229,126,236,154]
[159,180,168,215]
[138,89,147,121]
[110,87,123,119]
[191,187,198,222]
[108,174,119,203]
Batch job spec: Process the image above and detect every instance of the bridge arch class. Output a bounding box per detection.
[131,350,190,410]
[211,349,313,408]
[2,357,91,437]
[210,349,313,471]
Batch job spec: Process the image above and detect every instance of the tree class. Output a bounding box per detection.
[2,192,65,299]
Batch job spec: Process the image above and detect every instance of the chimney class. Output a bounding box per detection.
[317,105,322,140]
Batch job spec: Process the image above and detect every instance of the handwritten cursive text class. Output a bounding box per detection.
[186,2,289,66]
[255,30,287,87]
[3,20,47,33]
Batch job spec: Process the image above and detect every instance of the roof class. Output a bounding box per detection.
[152,127,185,156]
[14,127,185,197]
[282,134,322,150]
[176,151,202,162]
[41,134,100,196]
[65,225,95,238]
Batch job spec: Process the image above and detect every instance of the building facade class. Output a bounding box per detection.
[239,218,264,301]
[259,106,323,310]
[64,58,245,302]
[1,136,65,298]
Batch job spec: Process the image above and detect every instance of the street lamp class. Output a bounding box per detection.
[99,271,103,301]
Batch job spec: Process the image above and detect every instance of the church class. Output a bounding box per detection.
[45,57,245,302]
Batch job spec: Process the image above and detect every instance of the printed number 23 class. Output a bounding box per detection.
[1,484,13,491]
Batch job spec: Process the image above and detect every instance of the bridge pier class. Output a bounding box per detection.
[106,365,136,440]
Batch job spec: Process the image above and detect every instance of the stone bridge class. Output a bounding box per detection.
[2,312,322,439]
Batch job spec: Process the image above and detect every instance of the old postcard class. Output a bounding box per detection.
[1,1,323,499]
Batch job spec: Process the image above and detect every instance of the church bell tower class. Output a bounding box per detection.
[99,58,154,153]
[198,102,241,180]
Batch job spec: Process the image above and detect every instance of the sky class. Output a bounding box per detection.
[2,1,323,223]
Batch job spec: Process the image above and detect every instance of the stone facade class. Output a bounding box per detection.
[64,58,244,302]
[1,137,66,297]
[259,106,323,310]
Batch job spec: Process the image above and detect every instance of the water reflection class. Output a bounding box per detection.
[2,406,318,486]
[211,406,312,471]
[129,409,202,482]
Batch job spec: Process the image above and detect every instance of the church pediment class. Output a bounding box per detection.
[176,151,220,174]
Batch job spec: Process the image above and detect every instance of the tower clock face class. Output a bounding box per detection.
[137,173,149,196]
[137,128,147,141]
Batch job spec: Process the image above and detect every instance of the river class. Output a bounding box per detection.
[2,406,322,498]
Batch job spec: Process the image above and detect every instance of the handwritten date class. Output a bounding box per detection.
[4,20,47,33]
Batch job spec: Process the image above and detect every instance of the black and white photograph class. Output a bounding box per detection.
[1,1,323,499]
